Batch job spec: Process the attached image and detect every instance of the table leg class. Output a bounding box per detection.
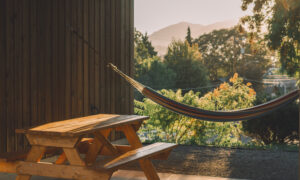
[122,125,160,180]
[63,148,85,166]
[16,146,46,180]
[85,129,112,165]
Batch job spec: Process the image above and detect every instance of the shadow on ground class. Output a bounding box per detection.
[123,145,298,180]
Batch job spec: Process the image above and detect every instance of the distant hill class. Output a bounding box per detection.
[149,20,238,56]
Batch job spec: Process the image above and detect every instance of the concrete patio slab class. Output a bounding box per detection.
[0,170,246,180]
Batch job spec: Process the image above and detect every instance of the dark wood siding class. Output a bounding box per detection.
[0,0,134,153]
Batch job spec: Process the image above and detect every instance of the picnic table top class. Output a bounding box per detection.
[16,114,149,137]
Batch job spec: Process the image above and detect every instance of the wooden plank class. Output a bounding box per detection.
[15,145,46,180]
[110,0,116,115]
[45,0,53,123]
[63,148,85,166]
[94,132,119,155]
[6,0,15,152]
[52,0,59,122]
[77,0,84,116]
[18,115,148,137]
[89,0,96,115]
[83,0,89,116]
[94,0,100,115]
[101,142,177,170]
[0,0,7,153]
[129,0,134,114]
[0,161,19,173]
[21,0,31,151]
[30,0,38,129]
[65,0,72,119]
[84,129,111,165]
[120,0,126,114]
[15,0,23,151]
[16,162,112,179]
[71,0,78,117]
[124,0,130,115]
[37,0,46,126]
[26,134,79,148]
[57,0,66,121]
[99,0,106,113]
[105,0,111,113]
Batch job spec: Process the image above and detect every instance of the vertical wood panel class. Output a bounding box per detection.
[65,0,72,119]
[0,0,134,152]
[105,0,111,113]
[129,0,134,114]
[30,0,38,128]
[58,0,66,121]
[83,0,90,116]
[100,0,106,113]
[52,0,59,122]
[77,0,84,116]
[71,0,78,117]
[89,0,95,114]
[22,0,31,149]
[94,0,100,114]
[15,0,23,151]
[0,0,7,153]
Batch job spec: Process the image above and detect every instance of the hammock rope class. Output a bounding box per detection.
[108,63,299,122]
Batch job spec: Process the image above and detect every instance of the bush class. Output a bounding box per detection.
[135,73,257,146]
[242,93,299,145]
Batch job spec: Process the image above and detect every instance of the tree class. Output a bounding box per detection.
[194,27,272,89]
[164,40,209,93]
[134,30,176,101]
[240,0,300,79]
[185,26,193,46]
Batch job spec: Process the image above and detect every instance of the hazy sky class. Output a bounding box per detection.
[135,0,253,34]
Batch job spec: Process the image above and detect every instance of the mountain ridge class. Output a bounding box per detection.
[148,20,238,56]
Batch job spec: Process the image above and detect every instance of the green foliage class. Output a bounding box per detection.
[136,57,176,90]
[240,0,300,79]
[134,30,176,98]
[164,40,209,93]
[185,26,193,46]
[242,93,299,145]
[194,27,272,88]
[135,74,256,146]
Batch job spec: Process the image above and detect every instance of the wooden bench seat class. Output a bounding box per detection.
[95,142,177,170]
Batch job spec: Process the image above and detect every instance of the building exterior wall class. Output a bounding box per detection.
[0,0,134,152]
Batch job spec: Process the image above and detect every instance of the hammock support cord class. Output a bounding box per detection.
[108,63,299,122]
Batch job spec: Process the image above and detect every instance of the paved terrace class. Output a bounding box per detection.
[0,170,246,180]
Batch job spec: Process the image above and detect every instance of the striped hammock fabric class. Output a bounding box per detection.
[109,63,299,122]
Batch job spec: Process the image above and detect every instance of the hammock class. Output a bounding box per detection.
[108,63,299,122]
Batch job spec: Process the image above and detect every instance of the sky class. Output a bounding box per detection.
[135,0,253,34]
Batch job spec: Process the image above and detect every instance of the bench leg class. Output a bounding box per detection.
[16,146,46,180]
[121,125,160,180]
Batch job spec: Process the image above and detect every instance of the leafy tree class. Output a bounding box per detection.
[240,0,300,79]
[185,26,193,46]
[134,30,176,100]
[136,56,176,90]
[135,73,257,146]
[164,40,209,93]
[194,27,272,89]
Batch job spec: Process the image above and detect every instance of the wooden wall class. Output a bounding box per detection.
[0,0,134,153]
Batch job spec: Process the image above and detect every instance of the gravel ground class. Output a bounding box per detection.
[124,145,298,180]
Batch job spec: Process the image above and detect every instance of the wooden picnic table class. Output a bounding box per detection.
[8,114,177,180]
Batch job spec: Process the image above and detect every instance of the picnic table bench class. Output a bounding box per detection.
[0,114,177,180]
